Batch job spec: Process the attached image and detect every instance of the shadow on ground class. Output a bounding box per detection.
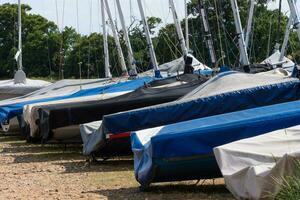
[59,159,133,173]
[85,184,234,200]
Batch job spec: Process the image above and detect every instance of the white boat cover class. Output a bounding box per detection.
[158,54,210,73]
[261,50,295,73]
[0,78,50,99]
[141,55,211,77]
[214,125,300,199]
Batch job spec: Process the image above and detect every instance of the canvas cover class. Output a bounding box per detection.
[98,71,300,137]
[131,100,300,187]
[80,121,103,147]
[0,77,153,126]
[0,79,109,106]
[0,78,50,99]
[214,125,300,199]
[24,92,128,139]
[0,78,107,131]
[34,74,207,141]
[158,54,210,74]
[81,72,300,156]
[261,50,296,73]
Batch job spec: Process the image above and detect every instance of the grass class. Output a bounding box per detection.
[275,160,300,200]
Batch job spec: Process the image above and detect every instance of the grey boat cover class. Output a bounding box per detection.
[0,78,110,131]
[0,78,50,99]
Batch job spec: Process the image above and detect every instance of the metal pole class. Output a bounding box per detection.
[104,0,128,75]
[288,0,300,41]
[276,0,283,44]
[279,14,294,61]
[18,0,22,70]
[169,0,188,56]
[116,0,137,75]
[185,0,189,50]
[244,0,255,50]
[137,0,161,77]
[101,0,112,78]
[198,0,216,66]
[78,62,82,79]
[230,0,250,66]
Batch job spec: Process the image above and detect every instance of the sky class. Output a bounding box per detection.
[0,0,298,35]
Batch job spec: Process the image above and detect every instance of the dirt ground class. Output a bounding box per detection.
[0,134,235,200]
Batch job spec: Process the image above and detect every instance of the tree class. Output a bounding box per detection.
[0,2,299,80]
[0,3,60,78]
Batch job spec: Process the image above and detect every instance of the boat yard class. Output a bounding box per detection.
[0,0,300,199]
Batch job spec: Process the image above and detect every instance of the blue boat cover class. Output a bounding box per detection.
[0,76,153,123]
[100,71,300,135]
[132,99,300,186]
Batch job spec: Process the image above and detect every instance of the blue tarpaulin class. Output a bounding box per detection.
[0,76,153,123]
[132,99,300,186]
[100,72,300,135]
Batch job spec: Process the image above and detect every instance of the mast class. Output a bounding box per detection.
[288,0,300,41]
[280,0,298,61]
[101,0,112,78]
[116,0,137,75]
[198,0,216,67]
[14,0,26,84]
[137,0,161,78]
[279,13,294,62]
[244,0,255,50]
[230,0,250,67]
[17,0,22,71]
[103,0,128,75]
[185,0,189,50]
[169,0,188,56]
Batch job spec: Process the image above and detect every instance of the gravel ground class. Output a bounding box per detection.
[0,134,235,200]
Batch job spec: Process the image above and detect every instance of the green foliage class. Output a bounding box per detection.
[0,1,299,79]
[275,160,300,200]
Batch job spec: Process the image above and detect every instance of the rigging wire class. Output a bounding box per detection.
[87,0,93,79]
[57,0,66,79]
[213,0,225,66]
[142,0,181,61]
[218,0,232,66]
[276,0,283,45]
[76,0,82,79]
[189,17,205,62]
[42,0,53,78]
[55,0,59,30]
[12,0,17,71]
[249,14,256,63]
[266,13,274,58]
[61,0,65,31]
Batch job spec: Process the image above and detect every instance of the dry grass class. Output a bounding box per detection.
[0,134,234,200]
